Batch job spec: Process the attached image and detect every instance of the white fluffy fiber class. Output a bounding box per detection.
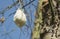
[13,8,27,27]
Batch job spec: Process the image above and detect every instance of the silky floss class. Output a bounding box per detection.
[13,8,27,27]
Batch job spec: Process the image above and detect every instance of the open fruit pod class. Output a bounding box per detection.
[13,8,27,27]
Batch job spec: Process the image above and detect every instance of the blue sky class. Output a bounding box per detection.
[0,0,38,39]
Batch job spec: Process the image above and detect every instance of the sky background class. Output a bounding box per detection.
[0,0,38,39]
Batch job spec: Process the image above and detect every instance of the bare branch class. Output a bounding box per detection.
[0,0,35,14]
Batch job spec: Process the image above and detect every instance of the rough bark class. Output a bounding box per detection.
[32,0,43,39]
[32,0,60,39]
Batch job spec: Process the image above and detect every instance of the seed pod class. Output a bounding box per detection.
[0,16,5,23]
[13,8,27,27]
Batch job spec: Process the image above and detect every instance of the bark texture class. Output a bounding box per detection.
[32,0,60,39]
[32,0,43,39]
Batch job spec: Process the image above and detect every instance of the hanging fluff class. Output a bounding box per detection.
[13,8,27,27]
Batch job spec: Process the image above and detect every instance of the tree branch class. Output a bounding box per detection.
[0,0,35,14]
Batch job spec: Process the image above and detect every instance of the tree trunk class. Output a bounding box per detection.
[32,0,60,39]
[32,0,43,39]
